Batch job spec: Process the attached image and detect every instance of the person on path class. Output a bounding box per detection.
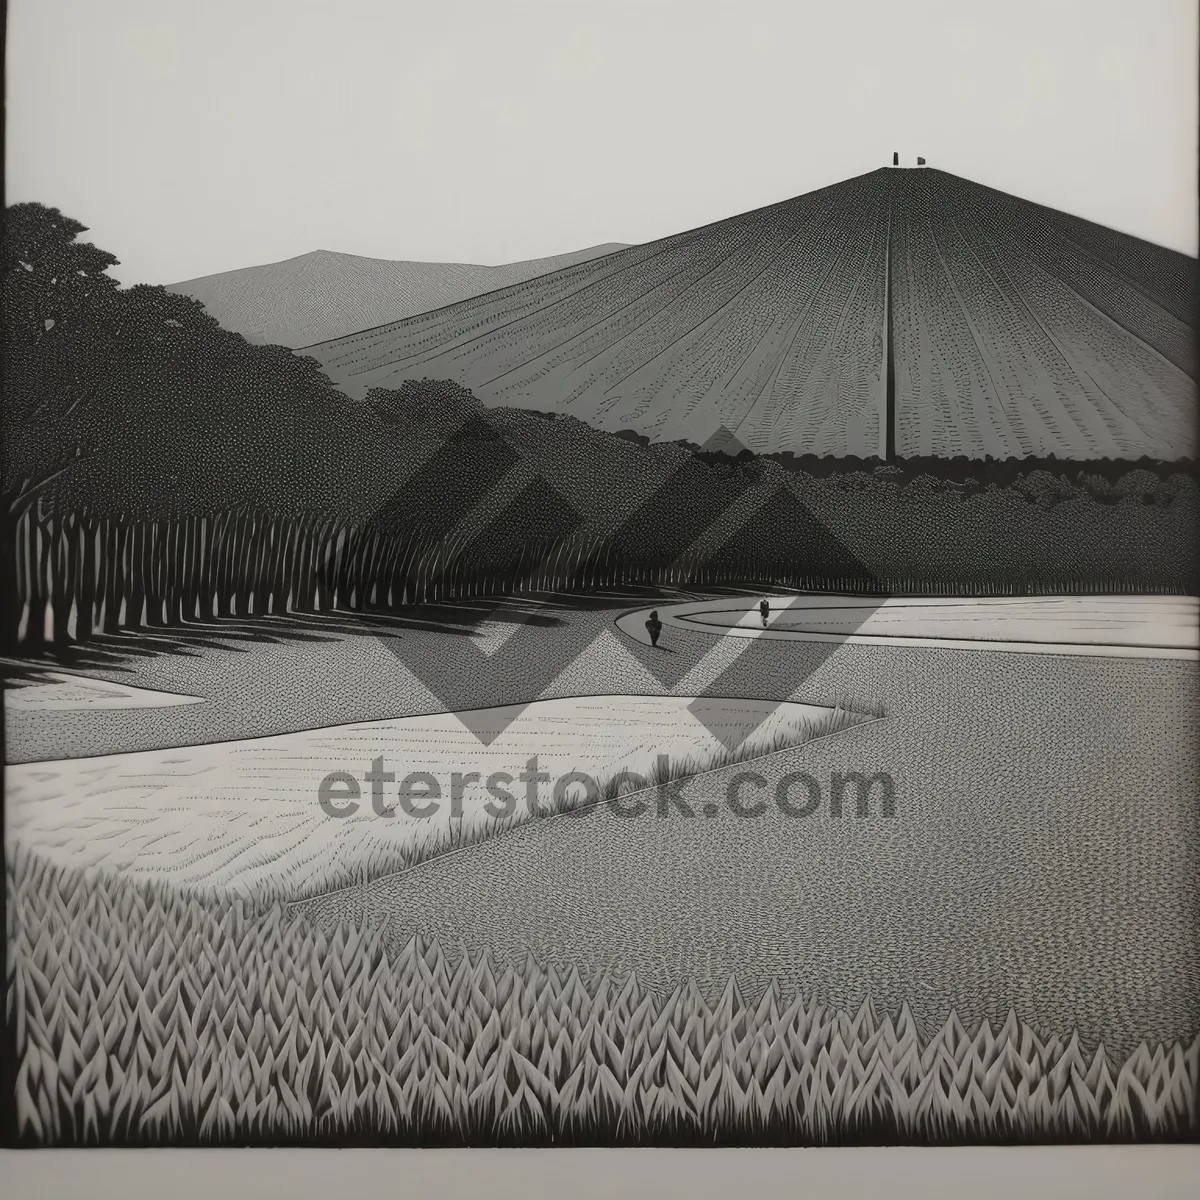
[759,597,770,628]
[645,609,663,647]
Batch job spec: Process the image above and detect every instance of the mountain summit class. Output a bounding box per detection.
[303,169,1196,460]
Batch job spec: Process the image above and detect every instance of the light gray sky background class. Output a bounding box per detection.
[6,0,1197,286]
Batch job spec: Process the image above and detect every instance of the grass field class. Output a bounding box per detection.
[8,850,1196,1146]
[290,614,1200,1057]
[5,594,1199,1143]
[6,693,867,898]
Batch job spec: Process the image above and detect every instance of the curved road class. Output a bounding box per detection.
[617,593,1199,659]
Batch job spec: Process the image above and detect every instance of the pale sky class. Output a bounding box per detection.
[6,0,1197,286]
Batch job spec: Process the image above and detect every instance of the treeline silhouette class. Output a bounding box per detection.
[3,203,1196,650]
[615,426,1195,489]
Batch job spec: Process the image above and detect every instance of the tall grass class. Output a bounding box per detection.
[262,705,878,904]
[3,504,1186,652]
[6,848,1196,1146]
[831,690,887,719]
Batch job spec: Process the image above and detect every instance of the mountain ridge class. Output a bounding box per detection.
[167,242,629,349]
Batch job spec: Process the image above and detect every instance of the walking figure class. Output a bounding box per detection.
[759,597,770,627]
[645,609,663,647]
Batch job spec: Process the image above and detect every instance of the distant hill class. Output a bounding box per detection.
[167,243,628,348]
[303,169,1197,461]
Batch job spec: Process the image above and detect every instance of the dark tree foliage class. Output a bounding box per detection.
[2,203,377,517]
[368,378,484,433]
[764,450,1195,488]
[2,204,124,503]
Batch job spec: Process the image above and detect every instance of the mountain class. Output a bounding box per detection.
[166,243,628,348]
[302,169,1196,461]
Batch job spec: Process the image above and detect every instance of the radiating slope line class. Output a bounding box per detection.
[594,210,847,400]
[951,174,1195,374]
[313,236,704,368]
[1044,212,1197,334]
[720,238,868,452]
[934,168,1194,323]
[1025,261,1192,442]
[923,184,1035,455]
[642,179,888,441]
[942,208,1092,455]
[177,244,632,351]
[1018,223,1194,377]
[732,177,890,446]
[1015,243,1197,386]
[892,182,967,456]
[783,189,890,454]
[475,206,830,393]
[474,243,758,392]
[1017,258,1189,440]
[675,210,881,444]
[730,226,876,451]
[770,200,888,456]
[357,218,785,391]
[917,206,991,454]
[299,242,655,353]
[944,178,1193,447]
[656,200,876,427]
[954,204,1158,452]
[922,194,1026,456]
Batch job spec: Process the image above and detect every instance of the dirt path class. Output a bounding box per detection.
[617,594,1199,658]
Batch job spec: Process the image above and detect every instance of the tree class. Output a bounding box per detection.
[2,202,383,519]
[2,204,125,507]
[367,378,483,433]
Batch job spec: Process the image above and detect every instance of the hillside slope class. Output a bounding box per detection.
[304,169,1196,460]
[167,243,627,347]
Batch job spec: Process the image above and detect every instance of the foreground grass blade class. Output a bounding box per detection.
[7,847,1197,1145]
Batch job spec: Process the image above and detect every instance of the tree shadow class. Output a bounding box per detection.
[1,583,712,680]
